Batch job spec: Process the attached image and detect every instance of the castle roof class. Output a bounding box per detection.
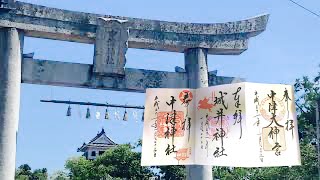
[77,128,117,152]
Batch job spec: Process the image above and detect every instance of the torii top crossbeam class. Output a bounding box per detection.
[0,1,269,93]
[1,1,268,54]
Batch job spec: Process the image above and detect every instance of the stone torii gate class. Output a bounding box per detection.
[0,1,268,179]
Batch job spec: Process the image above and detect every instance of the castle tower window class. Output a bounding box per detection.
[91,151,96,157]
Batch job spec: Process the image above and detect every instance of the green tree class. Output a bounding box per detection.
[50,170,69,180]
[158,165,185,180]
[294,75,319,143]
[65,157,98,180]
[65,144,153,180]
[211,141,318,179]
[133,138,185,180]
[15,164,48,180]
[32,168,47,180]
[95,144,153,179]
[16,164,32,180]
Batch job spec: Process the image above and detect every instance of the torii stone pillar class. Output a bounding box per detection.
[0,28,23,180]
[185,48,212,179]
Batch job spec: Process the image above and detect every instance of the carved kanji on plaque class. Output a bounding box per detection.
[93,17,129,76]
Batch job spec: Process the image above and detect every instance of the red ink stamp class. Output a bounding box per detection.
[179,90,193,105]
[175,148,189,161]
[206,115,230,137]
[198,97,215,112]
[259,97,286,123]
[157,111,184,138]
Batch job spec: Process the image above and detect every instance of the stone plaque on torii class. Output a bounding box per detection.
[0,0,268,179]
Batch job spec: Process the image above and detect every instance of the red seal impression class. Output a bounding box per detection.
[157,111,184,138]
[198,97,215,112]
[175,148,189,161]
[179,90,193,105]
[206,115,230,136]
[259,97,286,122]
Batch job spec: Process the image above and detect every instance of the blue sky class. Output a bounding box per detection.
[16,0,320,174]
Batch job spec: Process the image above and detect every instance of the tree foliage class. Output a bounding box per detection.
[15,164,48,180]
[212,140,318,179]
[294,75,319,142]
[158,165,186,180]
[50,170,69,180]
[65,144,153,180]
